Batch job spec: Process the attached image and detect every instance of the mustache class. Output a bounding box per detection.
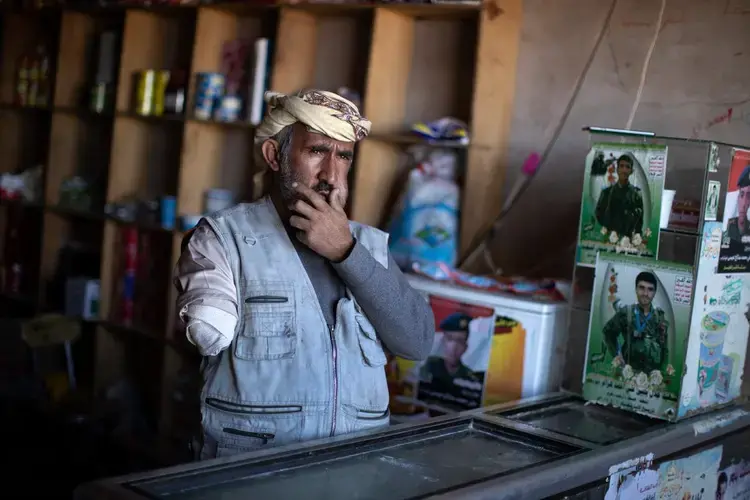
[314,181,333,193]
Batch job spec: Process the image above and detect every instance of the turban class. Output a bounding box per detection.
[254,89,371,144]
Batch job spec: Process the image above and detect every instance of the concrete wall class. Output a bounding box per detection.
[491,0,750,278]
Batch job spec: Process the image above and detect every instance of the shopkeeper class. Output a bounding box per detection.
[173,89,435,460]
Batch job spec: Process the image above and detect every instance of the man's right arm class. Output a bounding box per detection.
[595,189,607,227]
[602,310,624,357]
[173,221,238,356]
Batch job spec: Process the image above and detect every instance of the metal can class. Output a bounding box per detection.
[153,70,170,116]
[214,95,242,123]
[135,70,156,116]
[90,82,108,113]
[193,72,225,120]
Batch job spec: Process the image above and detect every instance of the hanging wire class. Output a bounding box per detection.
[462,0,621,273]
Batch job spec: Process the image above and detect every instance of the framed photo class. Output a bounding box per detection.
[583,253,692,420]
[718,148,750,273]
[576,144,667,266]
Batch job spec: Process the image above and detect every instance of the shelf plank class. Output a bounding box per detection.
[369,132,470,149]
[460,0,522,258]
[270,6,318,93]
[53,12,98,108]
[351,6,413,226]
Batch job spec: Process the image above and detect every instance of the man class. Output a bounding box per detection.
[174,89,435,460]
[595,154,644,238]
[706,183,719,218]
[736,162,750,234]
[419,312,481,406]
[602,271,669,375]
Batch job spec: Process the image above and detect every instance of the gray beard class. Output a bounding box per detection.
[278,159,301,203]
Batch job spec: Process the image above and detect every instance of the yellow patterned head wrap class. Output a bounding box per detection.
[254,89,371,144]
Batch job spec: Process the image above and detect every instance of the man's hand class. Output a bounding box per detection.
[289,183,354,262]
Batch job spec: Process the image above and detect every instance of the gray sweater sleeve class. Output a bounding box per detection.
[332,239,435,361]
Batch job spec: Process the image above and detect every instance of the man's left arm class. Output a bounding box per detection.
[332,240,435,361]
[287,183,434,361]
[634,190,645,234]
[660,316,670,368]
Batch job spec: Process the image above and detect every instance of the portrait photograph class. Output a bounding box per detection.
[583,253,693,419]
[415,296,495,411]
[576,143,667,267]
[718,148,750,273]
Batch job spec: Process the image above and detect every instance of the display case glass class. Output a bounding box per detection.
[492,396,666,445]
[569,127,750,422]
[125,417,582,499]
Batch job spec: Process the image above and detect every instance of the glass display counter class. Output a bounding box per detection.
[75,393,750,500]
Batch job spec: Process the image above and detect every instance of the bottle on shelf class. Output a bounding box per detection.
[4,227,22,295]
[15,51,31,107]
[36,44,50,107]
[163,69,186,116]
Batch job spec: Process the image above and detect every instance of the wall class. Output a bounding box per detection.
[489,0,750,279]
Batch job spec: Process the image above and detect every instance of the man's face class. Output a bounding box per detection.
[617,159,633,183]
[636,280,656,308]
[269,123,355,205]
[442,331,468,364]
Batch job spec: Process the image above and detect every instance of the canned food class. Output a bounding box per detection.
[153,70,170,116]
[90,82,108,113]
[193,72,225,120]
[214,95,242,122]
[135,70,156,116]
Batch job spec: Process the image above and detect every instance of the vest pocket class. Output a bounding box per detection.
[236,311,297,360]
[355,314,387,367]
[205,398,306,458]
[218,427,276,457]
[340,404,391,435]
[238,281,297,361]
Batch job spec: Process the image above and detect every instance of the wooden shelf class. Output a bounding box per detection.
[0,0,522,455]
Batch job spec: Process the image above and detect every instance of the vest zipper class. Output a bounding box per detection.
[222,428,275,445]
[329,323,338,437]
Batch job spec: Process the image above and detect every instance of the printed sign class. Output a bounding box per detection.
[583,253,692,419]
[719,148,750,273]
[605,447,723,500]
[716,459,750,500]
[706,181,721,221]
[605,454,657,500]
[709,142,720,173]
[679,222,750,418]
[385,300,527,415]
[657,445,723,499]
[576,143,667,267]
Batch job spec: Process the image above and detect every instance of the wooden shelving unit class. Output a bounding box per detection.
[0,0,522,457]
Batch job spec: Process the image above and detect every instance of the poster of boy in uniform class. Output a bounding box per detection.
[577,143,667,267]
[583,253,692,419]
[416,297,494,411]
[715,461,750,500]
[718,148,750,273]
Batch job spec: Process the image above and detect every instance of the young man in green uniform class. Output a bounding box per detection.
[602,271,669,374]
[419,312,482,406]
[595,154,645,238]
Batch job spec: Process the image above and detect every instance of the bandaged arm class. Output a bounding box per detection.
[173,222,238,356]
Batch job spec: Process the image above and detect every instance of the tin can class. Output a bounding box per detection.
[135,70,156,116]
[214,95,242,122]
[153,70,170,116]
[90,82,108,113]
[160,195,176,230]
[193,72,225,120]
[123,227,138,274]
